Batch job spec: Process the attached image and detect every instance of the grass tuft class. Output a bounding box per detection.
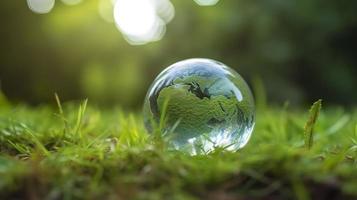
[0,99,356,199]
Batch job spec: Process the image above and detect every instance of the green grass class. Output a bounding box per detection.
[0,98,356,200]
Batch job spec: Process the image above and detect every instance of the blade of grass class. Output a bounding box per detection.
[54,93,69,136]
[304,99,322,150]
[74,99,88,139]
[23,127,50,156]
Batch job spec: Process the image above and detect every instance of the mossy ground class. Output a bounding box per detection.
[0,98,356,200]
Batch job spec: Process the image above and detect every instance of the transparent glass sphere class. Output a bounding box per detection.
[143,58,255,154]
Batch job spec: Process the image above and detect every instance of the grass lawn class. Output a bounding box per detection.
[0,96,356,200]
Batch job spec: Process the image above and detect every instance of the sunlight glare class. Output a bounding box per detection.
[113,0,174,45]
[114,0,156,37]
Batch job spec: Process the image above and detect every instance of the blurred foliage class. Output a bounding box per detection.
[0,0,356,108]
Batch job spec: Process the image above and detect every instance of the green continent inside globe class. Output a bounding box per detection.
[156,75,249,145]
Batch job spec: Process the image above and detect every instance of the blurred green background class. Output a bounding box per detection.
[0,0,356,108]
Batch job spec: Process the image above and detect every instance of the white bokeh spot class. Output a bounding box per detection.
[27,0,55,14]
[193,0,220,6]
[113,0,174,45]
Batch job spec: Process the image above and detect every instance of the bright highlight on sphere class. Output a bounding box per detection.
[27,0,55,14]
[194,0,220,6]
[143,59,255,155]
[113,0,174,45]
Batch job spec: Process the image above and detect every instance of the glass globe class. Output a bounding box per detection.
[143,58,255,154]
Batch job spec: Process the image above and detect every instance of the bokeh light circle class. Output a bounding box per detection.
[27,0,55,14]
[113,0,174,45]
[194,0,220,6]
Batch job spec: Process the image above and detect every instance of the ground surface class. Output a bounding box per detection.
[0,98,356,200]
